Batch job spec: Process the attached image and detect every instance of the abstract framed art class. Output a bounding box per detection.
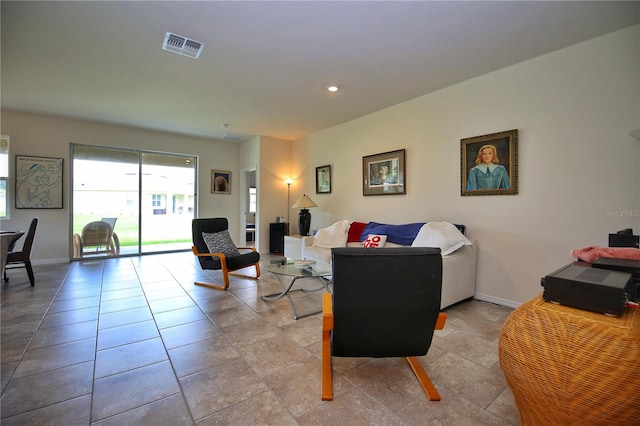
[15,155,64,209]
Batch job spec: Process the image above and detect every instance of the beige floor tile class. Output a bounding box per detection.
[153,305,209,329]
[98,306,154,330]
[1,394,92,426]
[39,306,99,329]
[343,357,426,412]
[197,390,297,425]
[1,362,94,418]
[220,317,282,347]
[428,352,508,409]
[236,334,313,375]
[97,320,159,350]
[95,337,168,378]
[92,394,194,426]
[160,319,221,350]
[396,386,511,426]
[29,320,98,349]
[168,335,240,378]
[13,338,96,378]
[148,295,198,314]
[91,361,180,422]
[206,304,260,328]
[296,387,405,425]
[179,358,268,421]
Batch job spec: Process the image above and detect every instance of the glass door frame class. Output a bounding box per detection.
[70,143,198,259]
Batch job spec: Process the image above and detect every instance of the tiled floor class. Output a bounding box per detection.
[1,252,520,425]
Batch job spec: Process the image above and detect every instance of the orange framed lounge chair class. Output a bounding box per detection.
[192,217,261,290]
[321,247,446,402]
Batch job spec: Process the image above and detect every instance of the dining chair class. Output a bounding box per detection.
[4,217,39,286]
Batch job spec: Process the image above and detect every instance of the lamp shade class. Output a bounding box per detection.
[292,194,318,209]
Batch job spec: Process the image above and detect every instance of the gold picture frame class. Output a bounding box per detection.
[461,129,518,196]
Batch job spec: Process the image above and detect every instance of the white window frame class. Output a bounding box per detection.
[0,135,9,218]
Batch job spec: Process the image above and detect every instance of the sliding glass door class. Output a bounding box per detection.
[71,144,196,259]
[140,152,195,253]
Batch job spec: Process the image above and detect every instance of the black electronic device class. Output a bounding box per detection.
[608,228,639,248]
[541,264,631,316]
[592,257,640,302]
[269,222,286,254]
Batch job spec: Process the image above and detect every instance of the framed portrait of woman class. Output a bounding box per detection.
[460,129,518,196]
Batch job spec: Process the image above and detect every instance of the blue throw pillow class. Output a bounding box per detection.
[359,222,425,246]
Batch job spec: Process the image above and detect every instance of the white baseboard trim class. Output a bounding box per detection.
[474,292,521,309]
[32,258,70,266]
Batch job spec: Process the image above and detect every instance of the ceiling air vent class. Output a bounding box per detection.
[162,32,204,59]
[222,134,244,142]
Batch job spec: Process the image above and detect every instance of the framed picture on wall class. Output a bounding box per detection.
[15,155,64,209]
[460,129,518,196]
[211,170,231,194]
[315,164,331,194]
[362,149,406,196]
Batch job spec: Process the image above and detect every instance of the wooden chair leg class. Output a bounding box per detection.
[229,263,261,281]
[407,356,441,401]
[321,293,334,401]
[406,313,447,401]
[194,280,228,291]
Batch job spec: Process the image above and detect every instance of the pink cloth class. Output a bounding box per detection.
[571,246,640,262]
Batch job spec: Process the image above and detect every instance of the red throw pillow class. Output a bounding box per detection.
[347,221,368,242]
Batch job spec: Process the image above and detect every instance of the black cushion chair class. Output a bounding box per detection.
[322,247,446,401]
[192,218,261,290]
[4,217,39,286]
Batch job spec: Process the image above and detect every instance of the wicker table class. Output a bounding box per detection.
[499,294,640,425]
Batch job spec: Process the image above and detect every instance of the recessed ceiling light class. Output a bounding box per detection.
[327,85,339,92]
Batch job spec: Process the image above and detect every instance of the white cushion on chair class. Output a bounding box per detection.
[202,230,241,257]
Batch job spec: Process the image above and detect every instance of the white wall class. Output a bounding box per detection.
[257,136,292,253]
[292,25,640,307]
[0,111,243,262]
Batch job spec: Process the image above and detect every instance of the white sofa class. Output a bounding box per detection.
[301,222,478,309]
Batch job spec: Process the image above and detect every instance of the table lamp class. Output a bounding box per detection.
[292,194,318,236]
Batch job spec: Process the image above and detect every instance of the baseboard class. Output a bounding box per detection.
[474,292,521,309]
[31,258,70,266]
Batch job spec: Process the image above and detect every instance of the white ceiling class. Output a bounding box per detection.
[2,1,639,142]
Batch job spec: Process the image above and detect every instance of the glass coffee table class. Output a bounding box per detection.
[262,258,332,320]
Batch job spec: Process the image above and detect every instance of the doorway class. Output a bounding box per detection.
[242,169,257,247]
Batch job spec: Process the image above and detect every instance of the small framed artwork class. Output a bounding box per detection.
[315,164,332,194]
[362,149,406,196]
[211,170,231,194]
[461,129,518,196]
[15,155,64,209]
